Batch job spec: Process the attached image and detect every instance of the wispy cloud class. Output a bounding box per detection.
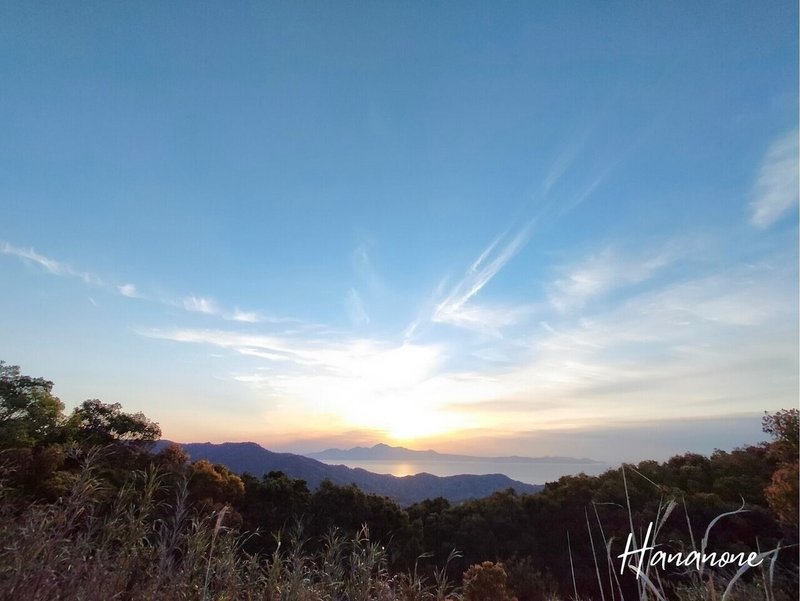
[539,92,625,197]
[229,309,261,323]
[346,288,370,326]
[7,225,794,460]
[185,300,294,324]
[548,247,676,313]
[2,240,284,324]
[750,129,799,228]
[416,249,796,442]
[432,223,534,333]
[403,276,452,340]
[550,120,654,221]
[2,241,105,287]
[118,283,138,298]
[541,127,595,196]
[139,326,464,439]
[352,242,386,295]
[181,297,278,323]
[520,258,797,417]
[182,296,220,315]
[140,328,439,378]
[136,237,796,455]
[435,302,536,337]
[2,242,150,303]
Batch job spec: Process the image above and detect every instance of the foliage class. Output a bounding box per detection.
[504,556,558,601]
[765,461,799,528]
[188,459,245,517]
[463,561,513,601]
[0,361,64,448]
[762,409,799,456]
[68,398,161,445]
[762,408,799,529]
[1,363,160,452]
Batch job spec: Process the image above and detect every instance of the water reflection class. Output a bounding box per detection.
[321,459,613,485]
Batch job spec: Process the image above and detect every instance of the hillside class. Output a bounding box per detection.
[160,441,543,505]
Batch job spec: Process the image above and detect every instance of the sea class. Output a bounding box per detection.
[318,459,615,486]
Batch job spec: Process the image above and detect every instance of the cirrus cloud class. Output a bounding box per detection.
[750,129,799,229]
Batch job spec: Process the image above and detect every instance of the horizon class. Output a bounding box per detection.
[1,3,797,465]
[132,411,772,465]
[163,439,604,460]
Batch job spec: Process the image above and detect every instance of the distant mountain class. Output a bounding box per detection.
[307,443,600,464]
[156,441,543,506]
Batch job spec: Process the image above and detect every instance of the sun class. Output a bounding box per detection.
[382,408,466,444]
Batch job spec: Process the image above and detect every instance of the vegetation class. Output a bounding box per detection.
[762,409,799,528]
[0,361,797,600]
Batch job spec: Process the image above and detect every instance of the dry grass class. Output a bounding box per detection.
[0,457,794,601]
[574,466,796,601]
[0,456,460,601]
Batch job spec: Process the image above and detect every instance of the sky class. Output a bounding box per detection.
[0,2,797,463]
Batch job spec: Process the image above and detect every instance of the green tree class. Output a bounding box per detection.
[0,361,64,448]
[240,471,311,535]
[188,459,245,509]
[68,399,161,445]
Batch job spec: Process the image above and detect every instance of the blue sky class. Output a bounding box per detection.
[1,2,797,462]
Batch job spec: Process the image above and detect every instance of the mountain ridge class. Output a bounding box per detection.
[307,442,601,464]
[156,441,543,506]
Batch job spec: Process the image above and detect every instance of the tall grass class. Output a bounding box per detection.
[576,465,796,601]
[0,455,460,601]
[0,456,794,601]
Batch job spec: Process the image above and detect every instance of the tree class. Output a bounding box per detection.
[762,408,799,461]
[156,442,190,468]
[0,361,64,448]
[240,471,311,535]
[68,399,161,445]
[762,408,799,528]
[188,459,245,514]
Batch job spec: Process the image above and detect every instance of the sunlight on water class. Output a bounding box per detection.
[320,459,614,485]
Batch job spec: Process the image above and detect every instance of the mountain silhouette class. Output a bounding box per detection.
[308,442,600,464]
[157,441,543,506]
